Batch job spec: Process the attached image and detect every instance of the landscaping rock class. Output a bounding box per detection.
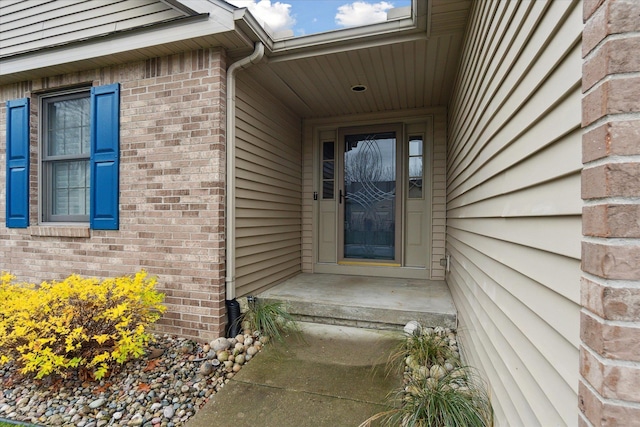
[89,398,106,409]
[0,333,263,427]
[210,338,231,352]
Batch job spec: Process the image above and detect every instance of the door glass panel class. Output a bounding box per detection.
[408,136,424,198]
[322,141,335,199]
[343,132,396,260]
[323,141,335,160]
[409,138,422,156]
[322,180,334,199]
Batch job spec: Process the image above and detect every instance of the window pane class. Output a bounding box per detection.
[54,162,69,187]
[66,127,81,154]
[47,96,90,156]
[409,178,423,198]
[54,188,69,215]
[48,104,61,129]
[322,142,335,200]
[50,130,65,155]
[323,141,334,161]
[409,137,423,156]
[68,188,84,215]
[323,180,334,199]
[52,160,89,216]
[81,124,90,153]
[68,161,84,184]
[343,132,396,260]
[409,157,423,178]
[408,136,424,199]
[323,160,334,180]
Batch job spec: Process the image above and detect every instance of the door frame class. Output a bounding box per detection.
[337,123,404,266]
[307,109,440,280]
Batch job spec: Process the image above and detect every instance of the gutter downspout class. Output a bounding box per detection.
[225,41,265,301]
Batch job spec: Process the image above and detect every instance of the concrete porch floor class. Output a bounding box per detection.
[259,273,457,330]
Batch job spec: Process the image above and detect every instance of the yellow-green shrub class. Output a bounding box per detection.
[0,270,166,380]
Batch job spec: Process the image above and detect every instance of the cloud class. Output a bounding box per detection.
[335,1,395,27]
[227,0,296,32]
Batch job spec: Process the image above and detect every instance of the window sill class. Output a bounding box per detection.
[30,225,90,238]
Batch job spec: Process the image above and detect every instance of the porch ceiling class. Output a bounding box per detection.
[244,0,471,119]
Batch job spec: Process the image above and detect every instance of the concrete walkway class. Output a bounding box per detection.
[187,322,404,427]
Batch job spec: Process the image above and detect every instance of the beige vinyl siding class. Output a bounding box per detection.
[234,72,303,297]
[446,0,582,426]
[430,112,447,279]
[0,0,187,57]
[301,121,315,273]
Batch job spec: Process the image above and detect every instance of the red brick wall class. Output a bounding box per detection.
[580,0,640,424]
[0,48,228,341]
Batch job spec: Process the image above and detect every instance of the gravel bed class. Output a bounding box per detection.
[0,333,264,427]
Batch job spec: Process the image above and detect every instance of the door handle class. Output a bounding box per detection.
[339,190,347,204]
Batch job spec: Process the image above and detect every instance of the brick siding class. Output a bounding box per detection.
[0,48,228,341]
[580,0,640,425]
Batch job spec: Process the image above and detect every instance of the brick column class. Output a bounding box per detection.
[580,0,640,425]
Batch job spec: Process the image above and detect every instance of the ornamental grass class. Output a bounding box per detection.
[240,296,299,343]
[361,328,493,427]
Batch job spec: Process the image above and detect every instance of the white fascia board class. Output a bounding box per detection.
[158,0,200,15]
[164,0,236,15]
[272,17,419,52]
[268,30,427,63]
[0,14,236,77]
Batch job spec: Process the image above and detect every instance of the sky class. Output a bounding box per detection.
[226,0,412,37]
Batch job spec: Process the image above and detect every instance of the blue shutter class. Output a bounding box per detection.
[90,84,120,230]
[6,98,30,228]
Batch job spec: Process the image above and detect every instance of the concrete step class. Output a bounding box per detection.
[258,273,457,331]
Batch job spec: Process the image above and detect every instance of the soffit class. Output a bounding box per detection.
[243,0,471,119]
[0,0,470,117]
